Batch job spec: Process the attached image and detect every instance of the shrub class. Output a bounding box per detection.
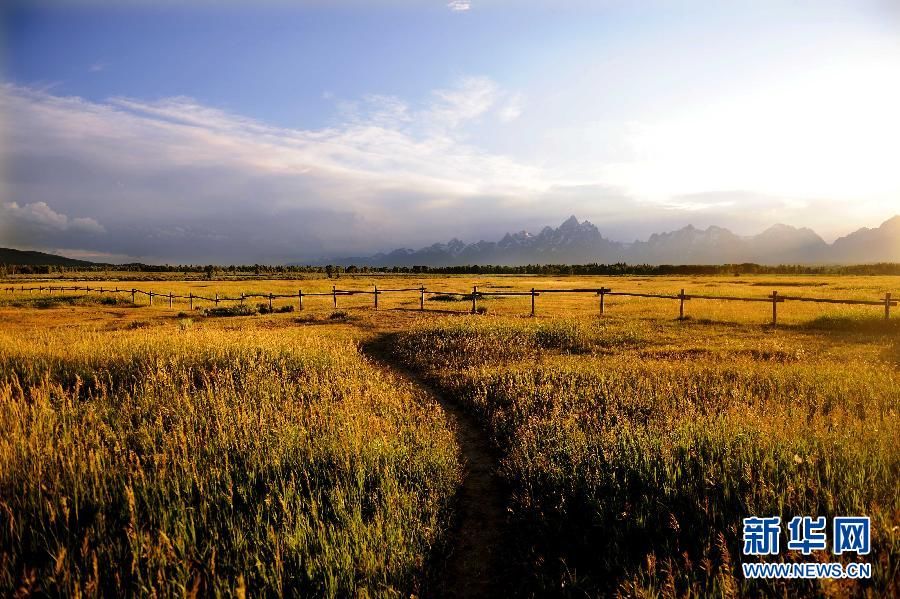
[203,304,257,317]
[257,303,296,315]
[429,293,467,302]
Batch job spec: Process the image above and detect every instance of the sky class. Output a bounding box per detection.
[1,0,899,264]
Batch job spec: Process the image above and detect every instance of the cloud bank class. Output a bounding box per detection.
[0,70,896,263]
[2,79,565,262]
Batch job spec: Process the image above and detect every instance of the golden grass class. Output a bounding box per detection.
[393,313,899,597]
[4,273,897,325]
[0,326,460,597]
[1,273,899,597]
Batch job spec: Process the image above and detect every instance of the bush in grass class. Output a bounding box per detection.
[429,293,493,303]
[257,303,295,315]
[203,304,257,317]
[428,293,466,302]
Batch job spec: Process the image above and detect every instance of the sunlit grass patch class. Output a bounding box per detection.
[394,316,900,597]
[0,327,460,596]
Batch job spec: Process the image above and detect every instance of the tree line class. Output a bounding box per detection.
[4,262,900,277]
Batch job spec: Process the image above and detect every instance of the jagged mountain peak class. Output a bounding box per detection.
[560,215,580,229]
[756,223,826,243]
[763,223,799,233]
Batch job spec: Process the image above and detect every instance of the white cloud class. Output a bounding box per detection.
[0,80,558,262]
[447,1,471,12]
[1,201,105,234]
[2,58,896,263]
[426,76,499,130]
[498,93,524,123]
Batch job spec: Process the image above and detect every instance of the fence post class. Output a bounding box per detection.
[531,288,536,317]
[679,288,685,320]
[471,286,477,313]
[771,291,778,326]
[269,293,273,311]
[131,288,135,303]
[149,291,153,306]
[215,293,219,306]
[190,293,193,310]
[240,293,244,306]
[599,290,605,315]
[420,286,425,311]
[374,285,378,310]
[333,285,337,308]
[298,289,303,311]
[169,292,173,309]
[886,293,892,320]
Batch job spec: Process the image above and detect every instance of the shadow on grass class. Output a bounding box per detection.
[0,295,138,309]
[678,314,900,337]
[789,315,900,335]
[294,310,356,325]
[389,307,472,316]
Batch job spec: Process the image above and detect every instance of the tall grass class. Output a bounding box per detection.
[395,316,900,597]
[0,327,460,597]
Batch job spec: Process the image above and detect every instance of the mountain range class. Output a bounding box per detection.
[331,215,900,266]
[4,215,898,267]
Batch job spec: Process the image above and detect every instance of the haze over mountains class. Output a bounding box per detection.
[331,215,900,267]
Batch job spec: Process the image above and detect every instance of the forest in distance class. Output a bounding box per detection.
[5,257,900,279]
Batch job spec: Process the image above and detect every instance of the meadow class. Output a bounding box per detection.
[393,315,899,597]
[1,273,898,597]
[0,323,460,597]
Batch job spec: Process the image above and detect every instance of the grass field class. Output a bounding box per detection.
[1,273,898,597]
[393,316,899,597]
[0,323,459,597]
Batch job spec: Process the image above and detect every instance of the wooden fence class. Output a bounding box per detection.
[3,283,896,325]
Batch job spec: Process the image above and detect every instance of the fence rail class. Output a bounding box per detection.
[3,283,896,325]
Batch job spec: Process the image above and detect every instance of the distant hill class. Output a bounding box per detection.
[0,248,99,267]
[830,216,900,264]
[327,215,900,267]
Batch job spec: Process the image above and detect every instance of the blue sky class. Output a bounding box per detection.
[2,1,899,263]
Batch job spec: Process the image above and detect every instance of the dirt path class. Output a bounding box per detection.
[361,333,505,599]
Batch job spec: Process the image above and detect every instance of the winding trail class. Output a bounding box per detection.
[361,333,505,599]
